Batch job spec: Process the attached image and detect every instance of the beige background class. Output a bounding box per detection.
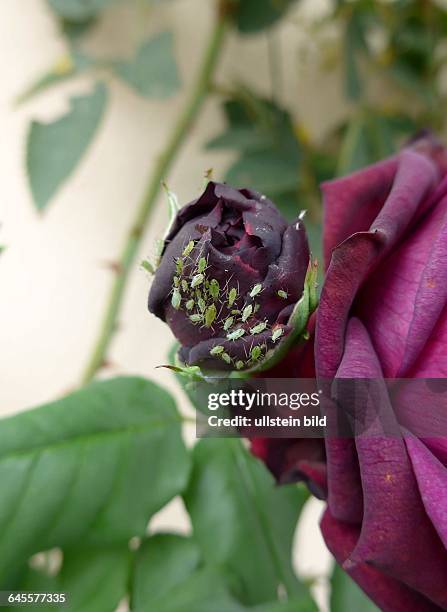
[0,0,350,608]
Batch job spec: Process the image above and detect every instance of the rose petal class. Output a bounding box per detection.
[326,319,447,607]
[356,194,447,377]
[410,304,447,377]
[322,157,398,267]
[316,150,439,378]
[321,510,443,612]
[261,221,310,318]
[406,435,447,549]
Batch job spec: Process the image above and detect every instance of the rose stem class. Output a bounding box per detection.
[81,2,230,385]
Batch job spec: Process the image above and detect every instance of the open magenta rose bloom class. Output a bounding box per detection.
[148,181,310,371]
[254,136,447,611]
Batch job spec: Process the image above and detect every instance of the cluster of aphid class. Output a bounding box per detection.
[170,239,289,370]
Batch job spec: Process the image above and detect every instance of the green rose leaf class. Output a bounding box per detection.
[132,533,315,612]
[138,566,245,612]
[132,534,201,609]
[8,544,130,611]
[330,564,379,612]
[0,377,190,577]
[115,32,180,99]
[47,0,117,22]
[235,0,298,34]
[184,439,315,608]
[26,82,108,211]
[133,533,246,612]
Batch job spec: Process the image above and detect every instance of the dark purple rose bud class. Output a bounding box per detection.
[148,181,313,371]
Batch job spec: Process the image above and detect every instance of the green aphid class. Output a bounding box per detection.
[250,284,263,298]
[227,328,245,341]
[231,309,241,315]
[191,273,204,288]
[254,303,260,313]
[198,257,207,274]
[183,241,195,257]
[272,327,284,343]
[251,345,262,361]
[242,304,253,322]
[209,279,220,300]
[181,280,189,293]
[277,289,288,299]
[210,345,224,356]
[221,352,232,364]
[176,258,184,275]
[173,276,180,287]
[228,287,237,307]
[198,297,206,312]
[171,289,181,310]
[236,360,244,370]
[189,313,203,324]
[205,304,217,327]
[141,259,155,274]
[186,299,194,311]
[223,316,234,331]
[250,321,267,335]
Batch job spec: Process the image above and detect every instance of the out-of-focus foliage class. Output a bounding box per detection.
[234,0,299,33]
[184,438,314,607]
[207,89,301,218]
[211,0,447,224]
[48,0,117,21]
[26,82,108,210]
[115,32,180,99]
[0,377,190,582]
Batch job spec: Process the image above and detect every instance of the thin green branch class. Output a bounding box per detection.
[81,6,229,385]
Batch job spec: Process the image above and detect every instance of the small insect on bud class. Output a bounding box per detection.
[191,274,204,289]
[227,328,245,341]
[251,345,262,361]
[148,181,312,372]
[182,241,195,257]
[224,316,234,331]
[197,257,207,274]
[141,259,155,275]
[250,321,267,335]
[250,284,262,298]
[171,289,181,310]
[242,304,253,322]
[210,345,224,356]
[209,279,220,300]
[228,287,237,307]
[272,327,284,342]
[205,304,217,327]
